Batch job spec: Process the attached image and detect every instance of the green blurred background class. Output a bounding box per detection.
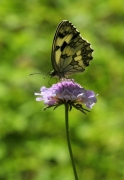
[0,0,124,180]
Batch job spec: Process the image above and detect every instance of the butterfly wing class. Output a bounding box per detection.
[50,20,93,78]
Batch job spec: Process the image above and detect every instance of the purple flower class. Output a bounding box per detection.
[35,79,97,113]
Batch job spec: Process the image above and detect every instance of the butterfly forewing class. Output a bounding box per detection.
[50,20,93,79]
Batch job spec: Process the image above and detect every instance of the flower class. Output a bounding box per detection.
[35,79,97,113]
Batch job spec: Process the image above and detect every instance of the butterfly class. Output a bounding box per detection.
[50,20,94,79]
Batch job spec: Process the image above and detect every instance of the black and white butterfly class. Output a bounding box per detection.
[50,20,94,79]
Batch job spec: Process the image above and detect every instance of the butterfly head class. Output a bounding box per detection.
[50,70,67,79]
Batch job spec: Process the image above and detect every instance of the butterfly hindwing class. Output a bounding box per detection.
[50,20,93,78]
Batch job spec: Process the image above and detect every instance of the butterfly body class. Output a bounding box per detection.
[50,20,93,79]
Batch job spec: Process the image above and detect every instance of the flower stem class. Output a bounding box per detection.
[65,103,79,180]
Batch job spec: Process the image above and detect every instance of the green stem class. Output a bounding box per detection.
[65,103,79,180]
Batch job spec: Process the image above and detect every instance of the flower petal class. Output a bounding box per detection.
[35,79,97,110]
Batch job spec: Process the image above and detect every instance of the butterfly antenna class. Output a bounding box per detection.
[29,72,49,77]
[29,72,43,76]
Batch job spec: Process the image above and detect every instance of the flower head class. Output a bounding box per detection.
[35,79,97,113]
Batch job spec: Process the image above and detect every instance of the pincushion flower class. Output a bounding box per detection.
[34,79,97,180]
[35,79,97,114]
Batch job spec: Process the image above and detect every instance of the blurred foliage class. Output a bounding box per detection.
[0,0,124,180]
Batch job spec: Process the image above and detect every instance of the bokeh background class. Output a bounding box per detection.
[0,0,124,180]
